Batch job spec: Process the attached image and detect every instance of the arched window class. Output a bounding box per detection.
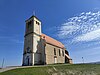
[27,47,31,53]
[36,21,40,25]
[54,48,56,55]
[59,49,61,56]
[62,50,64,56]
[28,20,32,28]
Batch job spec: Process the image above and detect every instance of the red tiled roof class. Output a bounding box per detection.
[41,34,65,48]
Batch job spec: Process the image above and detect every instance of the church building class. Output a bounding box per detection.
[22,15,72,66]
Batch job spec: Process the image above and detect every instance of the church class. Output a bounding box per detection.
[22,15,72,66]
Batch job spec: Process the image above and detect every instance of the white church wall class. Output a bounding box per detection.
[34,18,41,35]
[33,33,42,64]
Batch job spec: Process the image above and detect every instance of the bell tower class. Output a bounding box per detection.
[22,15,42,66]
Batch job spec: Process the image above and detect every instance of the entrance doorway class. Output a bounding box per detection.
[54,57,57,63]
[26,56,30,66]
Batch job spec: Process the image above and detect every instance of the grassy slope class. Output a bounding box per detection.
[0,64,100,75]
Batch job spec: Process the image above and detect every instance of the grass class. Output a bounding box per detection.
[0,64,100,75]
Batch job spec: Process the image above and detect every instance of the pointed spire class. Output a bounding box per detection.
[33,10,36,16]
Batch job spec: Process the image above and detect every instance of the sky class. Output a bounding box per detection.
[0,0,100,67]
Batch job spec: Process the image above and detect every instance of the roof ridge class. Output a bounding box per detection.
[41,33,65,48]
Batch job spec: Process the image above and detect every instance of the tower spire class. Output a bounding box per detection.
[33,10,36,16]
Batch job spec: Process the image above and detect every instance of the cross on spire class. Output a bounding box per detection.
[33,10,36,16]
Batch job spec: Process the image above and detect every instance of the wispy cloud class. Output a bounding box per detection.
[73,29,100,42]
[58,11,100,43]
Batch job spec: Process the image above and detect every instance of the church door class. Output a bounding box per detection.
[26,56,30,66]
[54,57,57,63]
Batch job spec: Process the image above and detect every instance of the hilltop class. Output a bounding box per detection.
[0,64,100,75]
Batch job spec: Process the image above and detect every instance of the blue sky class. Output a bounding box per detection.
[0,0,100,67]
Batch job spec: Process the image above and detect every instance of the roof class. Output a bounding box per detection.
[25,15,41,22]
[41,34,65,48]
[65,54,71,59]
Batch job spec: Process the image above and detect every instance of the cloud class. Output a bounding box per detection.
[73,29,100,42]
[58,11,100,43]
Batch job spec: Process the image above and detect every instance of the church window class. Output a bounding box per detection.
[54,48,56,55]
[36,21,40,25]
[28,20,32,28]
[62,50,64,56]
[59,49,61,56]
[38,22,40,25]
[27,47,31,53]
[36,21,37,24]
